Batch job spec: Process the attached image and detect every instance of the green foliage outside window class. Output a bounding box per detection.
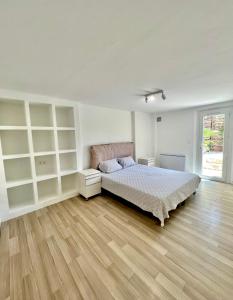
[203,128,224,152]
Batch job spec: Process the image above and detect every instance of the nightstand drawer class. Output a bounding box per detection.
[85,176,101,186]
[85,183,101,197]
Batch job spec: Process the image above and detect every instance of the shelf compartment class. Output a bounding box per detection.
[56,106,75,128]
[61,173,78,194]
[37,178,58,202]
[32,130,55,152]
[0,130,29,155]
[29,103,53,127]
[35,154,57,177]
[57,130,76,150]
[59,152,77,172]
[0,99,26,126]
[4,157,32,184]
[7,183,34,209]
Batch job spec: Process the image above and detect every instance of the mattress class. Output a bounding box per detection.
[101,164,201,226]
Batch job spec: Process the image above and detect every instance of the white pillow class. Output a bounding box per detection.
[99,159,122,173]
[118,156,135,168]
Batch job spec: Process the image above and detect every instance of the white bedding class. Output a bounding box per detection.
[101,164,201,226]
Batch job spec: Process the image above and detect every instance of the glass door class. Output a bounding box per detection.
[198,109,230,181]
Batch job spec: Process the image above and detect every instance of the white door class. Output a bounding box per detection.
[197,109,231,182]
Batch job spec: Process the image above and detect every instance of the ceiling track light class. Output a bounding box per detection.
[143,89,166,103]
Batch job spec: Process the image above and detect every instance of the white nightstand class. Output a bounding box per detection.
[78,169,101,199]
[138,157,155,167]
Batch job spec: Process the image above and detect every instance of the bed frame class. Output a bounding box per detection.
[90,142,198,227]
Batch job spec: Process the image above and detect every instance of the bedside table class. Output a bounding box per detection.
[78,169,101,199]
[138,157,155,167]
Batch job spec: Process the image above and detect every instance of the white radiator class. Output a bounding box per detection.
[159,154,186,171]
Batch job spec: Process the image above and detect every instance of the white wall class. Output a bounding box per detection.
[155,102,233,183]
[155,109,197,172]
[79,104,133,169]
[133,112,155,160]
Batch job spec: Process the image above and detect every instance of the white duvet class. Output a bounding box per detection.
[101,164,201,226]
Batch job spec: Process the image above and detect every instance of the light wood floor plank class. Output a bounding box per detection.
[1,180,233,299]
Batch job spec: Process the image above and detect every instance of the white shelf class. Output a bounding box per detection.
[3,153,30,160]
[37,178,58,202]
[34,151,56,157]
[32,130,55,152]
[0,130,29,155]
[57,130,76,150]
[4,157,32,184]
[61,173,78,194]
[59,149,76,154]
[62,190,79,198]
[0,126,28,130]
[57,127,75,131]
[60,170,78,176]
[30,103,53,127]
[6,179,33,189]
[0,99,26,126]
[31,126,54,130]
[60,152,77,172]
[9,203,35,215]
[7,183,34,209]
[35,154,57,177]
[36,174,58,182]
[55,106,75,128]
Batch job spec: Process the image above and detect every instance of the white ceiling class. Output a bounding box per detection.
[1,0,233,112]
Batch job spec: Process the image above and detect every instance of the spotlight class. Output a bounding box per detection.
[143,89,166,103]
[148,94,155,101]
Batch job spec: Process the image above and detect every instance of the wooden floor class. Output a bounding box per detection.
[1,180,233,300]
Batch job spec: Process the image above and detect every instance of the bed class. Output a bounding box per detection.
[90,142,200,226]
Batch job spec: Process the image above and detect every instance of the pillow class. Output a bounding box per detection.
[99,158,122,173]
[118,156,135,168]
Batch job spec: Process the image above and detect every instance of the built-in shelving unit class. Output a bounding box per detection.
[0,100,79,221]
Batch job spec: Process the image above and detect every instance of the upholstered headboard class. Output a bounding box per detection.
[90,142,134,169]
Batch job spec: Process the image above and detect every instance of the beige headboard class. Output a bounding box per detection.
[90,142,134,169]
